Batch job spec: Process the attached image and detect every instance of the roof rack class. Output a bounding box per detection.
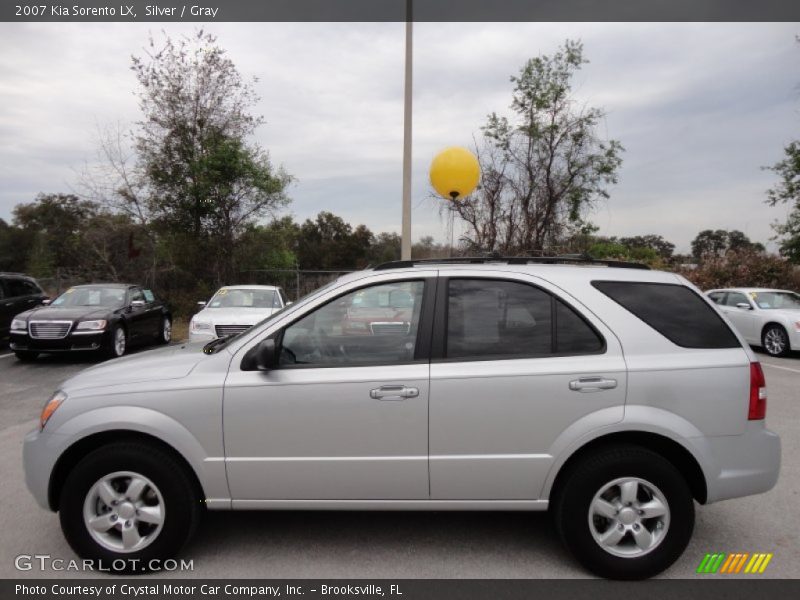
[372,255,651,271]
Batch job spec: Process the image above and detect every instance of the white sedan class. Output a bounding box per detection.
[189,285,288,342]
[707,287,800,357]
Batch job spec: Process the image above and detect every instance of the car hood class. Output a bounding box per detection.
[61,342,208,392]
[194,307,279,325]
[16,305,115,321]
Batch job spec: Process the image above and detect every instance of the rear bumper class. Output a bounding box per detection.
[10,330,109,353]
[698,421,781,504]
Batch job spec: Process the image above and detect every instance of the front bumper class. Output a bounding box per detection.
[10,329,110,353]
[23,427,64,511]
[189,330,216,342]
[699,421,781,504]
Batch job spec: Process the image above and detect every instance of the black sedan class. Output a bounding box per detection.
[9,283,172,361]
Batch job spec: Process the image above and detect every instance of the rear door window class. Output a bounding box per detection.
[445,279,604,360]
[592,281,740,349]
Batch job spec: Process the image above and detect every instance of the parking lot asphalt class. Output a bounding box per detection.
[0,346,797,579]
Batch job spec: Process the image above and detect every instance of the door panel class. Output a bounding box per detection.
[430,356,625,500]
[223,276,435,501]
[429,274,627,500]
[721,291,757,342]
[223,364,429,499]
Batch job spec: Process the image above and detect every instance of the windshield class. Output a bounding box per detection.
[206,288,281,309]
[751,291,800,310]
[50,286,126,308]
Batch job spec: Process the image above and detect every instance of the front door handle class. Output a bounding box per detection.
[569,377,618,392]
[370,385,419,400]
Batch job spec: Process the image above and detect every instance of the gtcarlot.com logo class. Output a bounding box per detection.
[15,554,193,573]
[696,552,773,574]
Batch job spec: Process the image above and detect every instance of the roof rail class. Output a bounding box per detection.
[372,255,651,271]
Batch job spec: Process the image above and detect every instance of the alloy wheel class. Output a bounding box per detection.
[588,476,671,558]
[114,327,126,356]
[764,327,787,356]
[82,471,165,553]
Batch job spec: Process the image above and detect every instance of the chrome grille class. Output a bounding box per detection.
[369,322,410,335]
[215,324,251,338]
[29,320,72,339]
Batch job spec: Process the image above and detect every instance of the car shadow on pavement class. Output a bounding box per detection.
[189,510,572,577]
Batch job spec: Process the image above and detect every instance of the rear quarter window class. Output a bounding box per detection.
[592,281,740,349]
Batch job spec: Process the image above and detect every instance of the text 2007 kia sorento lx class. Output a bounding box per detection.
[23,257,780,579]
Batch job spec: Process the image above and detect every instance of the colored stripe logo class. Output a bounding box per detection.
[697,552,773,574]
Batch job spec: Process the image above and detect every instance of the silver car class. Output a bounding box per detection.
[707,288,800,357]
[23,258,780,579]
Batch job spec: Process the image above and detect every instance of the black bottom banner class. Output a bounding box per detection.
[3,579,800,600]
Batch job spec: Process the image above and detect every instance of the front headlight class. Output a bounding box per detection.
[75,319,107,331]
[10,318,26,331]
[40,391,67,430]
[191,320,212,332]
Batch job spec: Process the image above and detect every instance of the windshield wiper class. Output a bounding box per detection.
[202,336,233,355]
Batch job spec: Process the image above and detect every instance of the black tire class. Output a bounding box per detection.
[104,324,127,359]
[553,444,694,580]
[58,442,201,573]
[157,316,172,345]
[14,351,39,361]
[762,324,790,357]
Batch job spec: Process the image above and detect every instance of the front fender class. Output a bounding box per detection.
[50,406,230,507]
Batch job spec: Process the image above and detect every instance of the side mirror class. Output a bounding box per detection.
[197,301,207,307]
[41,298,51,306]
[736,303,752,310]
[286,301,293,306]
[241,339,277,371]
[131,300,146,308]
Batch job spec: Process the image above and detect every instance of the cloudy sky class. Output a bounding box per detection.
[0,22,798,252]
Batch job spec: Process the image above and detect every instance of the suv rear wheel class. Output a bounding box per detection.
[59,442,201,572]
[553,444,694,579]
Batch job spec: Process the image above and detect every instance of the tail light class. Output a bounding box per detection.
[749,362,767,420]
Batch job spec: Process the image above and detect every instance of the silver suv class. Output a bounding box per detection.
[23,258,781,579]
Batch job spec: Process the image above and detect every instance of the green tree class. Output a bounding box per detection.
[130,30,291,284]
[691,229,763,260]
[448,40,623,254]
[368,232,401,264]
[12,193,99,271]
[765,140,800,262]
[618,235,675,259]
[296,212,373,270]
[0,219,34,272]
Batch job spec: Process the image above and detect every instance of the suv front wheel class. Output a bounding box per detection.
[553,444,694,579]
[58,442,201,572]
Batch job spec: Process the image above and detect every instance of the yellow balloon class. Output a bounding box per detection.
[429,146,480,200]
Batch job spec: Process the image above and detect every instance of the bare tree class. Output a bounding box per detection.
[447,40,623,255]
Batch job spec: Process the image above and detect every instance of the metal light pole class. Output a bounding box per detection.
[400,0,413,260]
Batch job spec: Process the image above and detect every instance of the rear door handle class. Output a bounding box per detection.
[370,385,419,400]
[569,377,618,392]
